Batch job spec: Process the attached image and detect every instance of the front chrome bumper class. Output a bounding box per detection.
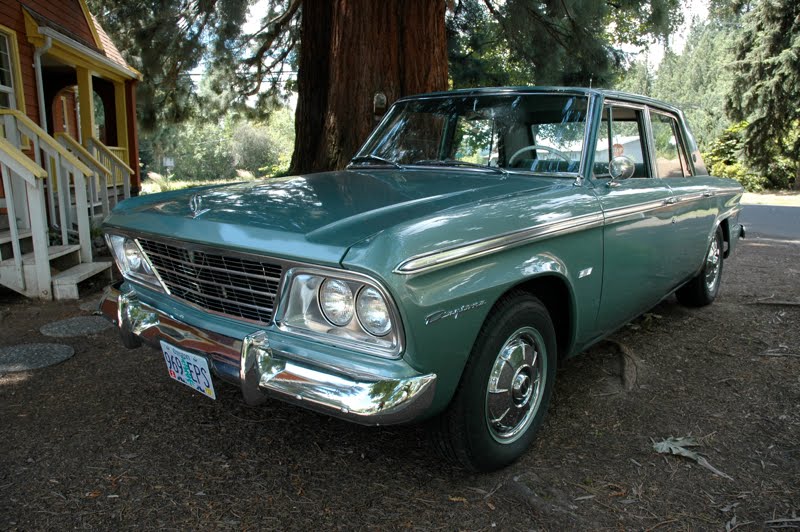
[100,283,436,425]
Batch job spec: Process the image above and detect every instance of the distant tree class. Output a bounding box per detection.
[727,0,800,189]
[448,0,684,89]
[614,17,740,150]
[616,60,654,96]
[88,0,249,130]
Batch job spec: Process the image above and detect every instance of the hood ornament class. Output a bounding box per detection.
[188,193,210,219]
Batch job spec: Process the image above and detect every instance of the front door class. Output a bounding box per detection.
[592,103,677,332]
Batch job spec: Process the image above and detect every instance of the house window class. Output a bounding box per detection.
[0,33,17,110]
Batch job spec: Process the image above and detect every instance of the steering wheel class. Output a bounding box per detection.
[508,145,571,167]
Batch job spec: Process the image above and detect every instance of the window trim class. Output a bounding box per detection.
[0,26,26,113]
[647,108,693,178]
[592,101,654,180]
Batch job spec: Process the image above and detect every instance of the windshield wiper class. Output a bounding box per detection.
[349,154,403,169]
[410,159,507,175]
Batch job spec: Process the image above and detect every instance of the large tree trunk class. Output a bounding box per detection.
[289,0,448,174]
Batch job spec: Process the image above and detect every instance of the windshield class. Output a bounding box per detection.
[354,93,589,175]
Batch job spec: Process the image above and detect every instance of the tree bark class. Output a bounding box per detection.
[289,0,449,174]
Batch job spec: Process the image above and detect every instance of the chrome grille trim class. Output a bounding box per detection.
[136,237,284,325]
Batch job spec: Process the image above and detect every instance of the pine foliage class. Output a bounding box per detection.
[726,0,800,188]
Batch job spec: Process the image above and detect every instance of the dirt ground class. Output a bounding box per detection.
[1,238,798,531]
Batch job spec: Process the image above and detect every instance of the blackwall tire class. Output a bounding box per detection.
[676,227,724,308]
[432,291,557,472]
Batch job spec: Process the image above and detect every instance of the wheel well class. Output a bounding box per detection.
[501,276,572,360]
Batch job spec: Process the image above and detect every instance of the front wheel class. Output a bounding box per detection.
[676,227,724,307]
[432,292,557,472]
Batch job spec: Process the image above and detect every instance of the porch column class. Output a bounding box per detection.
[125,80,141,195]
[76,67,94,146]
[114,81,129,162]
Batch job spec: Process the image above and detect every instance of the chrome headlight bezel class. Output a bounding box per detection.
[105,233,165,292]
[275,267,404,359]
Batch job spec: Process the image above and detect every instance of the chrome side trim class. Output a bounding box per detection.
[675,192,706,203]
[603,199,672,224]
[394,212,604,275]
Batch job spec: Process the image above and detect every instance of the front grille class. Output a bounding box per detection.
[137,238,283,324]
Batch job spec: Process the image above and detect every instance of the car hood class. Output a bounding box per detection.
[105,168,564,266]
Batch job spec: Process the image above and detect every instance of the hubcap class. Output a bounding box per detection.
[485,327,546,443]
[705,237,721,293]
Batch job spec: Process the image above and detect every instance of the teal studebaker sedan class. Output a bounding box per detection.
[101,88,744,471]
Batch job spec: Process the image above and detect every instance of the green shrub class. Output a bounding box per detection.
[708,161,768,192]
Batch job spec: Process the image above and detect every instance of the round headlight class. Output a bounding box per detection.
[356,287,392,336]
[123,239,143,271]
[319,279,354,326]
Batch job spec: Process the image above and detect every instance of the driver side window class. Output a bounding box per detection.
[593,106,650,178]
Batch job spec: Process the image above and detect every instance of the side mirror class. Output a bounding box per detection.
[609,156,635,181]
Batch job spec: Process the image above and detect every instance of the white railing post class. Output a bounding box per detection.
[0,162,24,290]
[54,153,70,243]
[100,169,110,217]
[2,114,30,231]
[72,165,92,263]
[25,178,52,299]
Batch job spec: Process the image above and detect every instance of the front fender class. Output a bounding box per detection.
[344,225,603,416]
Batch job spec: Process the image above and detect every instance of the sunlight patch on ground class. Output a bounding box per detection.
[742,192,800,207]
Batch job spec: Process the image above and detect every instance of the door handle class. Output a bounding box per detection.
[703,191,715,197]
[664,197,677,205]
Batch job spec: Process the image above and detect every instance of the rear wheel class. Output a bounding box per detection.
[676,227,724,307]
[433,292,557,472]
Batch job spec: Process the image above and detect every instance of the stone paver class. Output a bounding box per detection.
[40,316,112,338]
[0,343,74,373]
[79,299,102,313]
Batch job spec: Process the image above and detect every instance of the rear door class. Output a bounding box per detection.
[647,109,717,284]
[593,102,677,331]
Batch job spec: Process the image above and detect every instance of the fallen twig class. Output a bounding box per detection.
[758,351,800,358]
[765,517,800,526]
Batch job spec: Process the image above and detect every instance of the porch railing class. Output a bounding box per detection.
[108,146,128,165]
[0,136,47,294]
[56,132,112,221]
[88,136,133,204]
[0,109,94,264]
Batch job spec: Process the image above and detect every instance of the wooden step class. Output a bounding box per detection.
[0,229,32,245]
[0,244,81,267]
[52,261,113,300]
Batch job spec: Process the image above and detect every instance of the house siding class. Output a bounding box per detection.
[0,1,37,123]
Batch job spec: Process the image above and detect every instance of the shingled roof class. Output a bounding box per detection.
[91,14,135,74]
[24,6,138,78]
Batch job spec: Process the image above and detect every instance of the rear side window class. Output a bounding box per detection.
[650,111,691,178]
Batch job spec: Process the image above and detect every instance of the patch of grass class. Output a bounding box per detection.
[140,171,264,195]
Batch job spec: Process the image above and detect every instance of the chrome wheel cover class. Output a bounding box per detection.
[705,236,722,293]
[485,327,546,443]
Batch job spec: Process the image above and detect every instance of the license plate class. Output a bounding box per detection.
[160,341,216,399]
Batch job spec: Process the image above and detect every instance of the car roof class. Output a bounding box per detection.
[397,86,684,115]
